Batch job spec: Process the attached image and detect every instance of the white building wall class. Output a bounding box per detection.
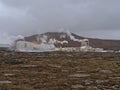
[15,41,55,52]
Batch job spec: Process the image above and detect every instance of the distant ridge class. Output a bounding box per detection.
[24,32,120,51]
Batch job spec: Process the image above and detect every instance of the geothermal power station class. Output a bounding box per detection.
[0,32,116,53]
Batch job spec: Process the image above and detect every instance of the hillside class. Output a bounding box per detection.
[24,32,120,50]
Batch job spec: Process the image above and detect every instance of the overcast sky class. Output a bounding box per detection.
[0,0,120,39]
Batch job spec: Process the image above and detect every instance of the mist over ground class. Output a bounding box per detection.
[0,0,120,44]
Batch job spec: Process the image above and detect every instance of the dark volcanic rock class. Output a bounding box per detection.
[3,59,24,65]
[0,51,120,90]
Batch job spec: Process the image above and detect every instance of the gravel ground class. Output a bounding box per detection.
[0,51,120,90]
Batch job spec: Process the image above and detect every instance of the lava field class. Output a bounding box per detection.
[0,51,120,90]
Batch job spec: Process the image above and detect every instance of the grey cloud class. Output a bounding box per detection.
[0,0,120,39]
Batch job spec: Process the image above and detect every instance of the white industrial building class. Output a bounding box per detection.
[12,40,55,52]
[10,38,108,53]
[55,47,80,52]
[55,39,106,52]
[55,46,105,52]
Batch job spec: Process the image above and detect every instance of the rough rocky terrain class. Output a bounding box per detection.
[0,51,120,90]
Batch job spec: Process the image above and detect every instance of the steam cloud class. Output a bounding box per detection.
[0,32,24,45]
[0,0,120,41]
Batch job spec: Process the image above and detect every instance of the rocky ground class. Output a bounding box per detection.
[0,51,120,90]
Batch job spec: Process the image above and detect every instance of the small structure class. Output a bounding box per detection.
[80,46,94,52]
[81,39,89,47]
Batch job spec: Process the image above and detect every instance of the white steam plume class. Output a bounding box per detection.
[66,30,82,42]
[0,32,24,45]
